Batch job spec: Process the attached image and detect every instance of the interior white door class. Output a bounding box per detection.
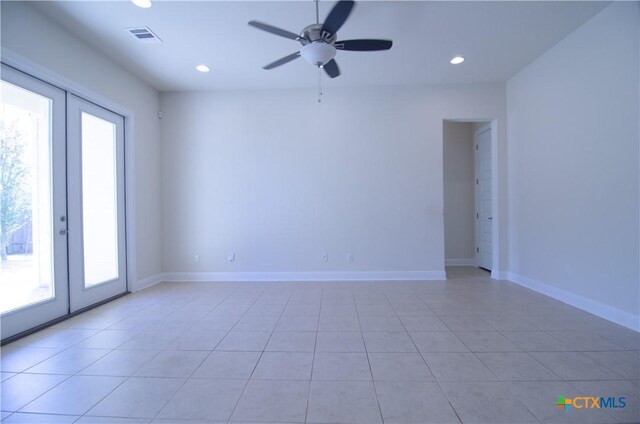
[475,127,492,270]
[67,95,127,312]
[0,64,69,340]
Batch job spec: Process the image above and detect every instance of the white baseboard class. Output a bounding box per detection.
[133,273,164,292]
[161,270,447,282]
[506,272,640,332]
[445,258,475,266]
[491,270,510,280]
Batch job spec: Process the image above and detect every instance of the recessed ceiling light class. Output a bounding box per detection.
[196,65,210,73]
[450,56,465,65]
[132,0,152,8]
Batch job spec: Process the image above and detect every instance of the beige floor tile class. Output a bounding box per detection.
[399,315,449,331]
[369,352,434,381]
[2,413,78,423]
[276,315,318,332]
[1,373,68,411]
[156,378,246,421]
[317,315,360,331]
[134,350,208,377]
[3,274,637,423]
[252,352,313,380]
[86,377,184,418]
[439,315,494,331]
[312,352,372,381]
[530,352,626,380]
[167,329,227,350]
[215,331,271,351]
[476,351,561,381]
[456,331,522,352]
[265,331,316,352]
[502,331,575,351]
[422,352,497,381]
[376,381,459,423]
[315,331,365,352]
[230,380,309,423]
[0,347,63,372]
[359,316,404,332]
[409,331,470,352]
[20,375,125,415]
[26,347,110,374]
[192,351,260,379]
[362,331,417,353]
[78,349,160,376]
[307,380,382,423]
[583,350,640,379]
[74,329,140,349]
[440,381,539,423]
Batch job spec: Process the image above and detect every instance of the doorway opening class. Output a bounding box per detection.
[442,120,495,277]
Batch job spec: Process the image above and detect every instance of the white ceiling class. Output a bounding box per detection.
[33,1,609,91]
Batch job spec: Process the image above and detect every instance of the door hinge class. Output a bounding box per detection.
[476,247,479,253]
[476,144,478,150]
[158,111,164,119]
[476,213,479,219]
[476,178,479,184]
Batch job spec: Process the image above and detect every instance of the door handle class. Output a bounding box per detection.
[58,228,68,236]
[488,217,493,220]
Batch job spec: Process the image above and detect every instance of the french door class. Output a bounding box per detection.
[67,95,127,312]
[0,65,127,340]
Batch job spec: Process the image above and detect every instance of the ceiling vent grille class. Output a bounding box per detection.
[127,27,162,43]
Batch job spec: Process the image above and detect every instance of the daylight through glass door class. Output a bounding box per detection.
[0,80,55,314]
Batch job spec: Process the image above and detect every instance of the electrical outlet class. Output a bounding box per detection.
[347,253,353,262]
[321,252,328,262]
[194,254,200,263]
[228,252,235,262]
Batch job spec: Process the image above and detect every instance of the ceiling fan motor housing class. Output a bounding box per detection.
[299,24,337,66]
[300,23,337,44]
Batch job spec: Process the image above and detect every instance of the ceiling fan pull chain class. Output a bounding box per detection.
[317,66,323,103]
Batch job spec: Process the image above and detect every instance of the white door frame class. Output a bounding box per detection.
[1,47,138,293]
[442,119,501,279]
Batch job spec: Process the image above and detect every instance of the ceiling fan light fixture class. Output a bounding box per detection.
[450,56,465,65]
[131,0,152,8]
[300,42,337,66]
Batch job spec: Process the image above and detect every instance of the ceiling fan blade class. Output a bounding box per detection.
[321,0,355,37]
[248,21,300,41]
[263,51,301,70]
[335,39,393,51]
[323,59,340,78]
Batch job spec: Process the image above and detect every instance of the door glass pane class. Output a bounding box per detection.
[0,80,54,313]
[81,112,118,287]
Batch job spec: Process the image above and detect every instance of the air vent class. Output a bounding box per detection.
[126,27,162,43]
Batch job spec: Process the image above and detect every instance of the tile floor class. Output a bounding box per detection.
[1,267,638,423]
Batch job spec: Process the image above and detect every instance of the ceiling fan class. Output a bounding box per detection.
[248,0,393,78]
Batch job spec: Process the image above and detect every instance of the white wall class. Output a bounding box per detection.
[160,85,506,279]
[443,121,475,264]
[507,2,639,325]
[1,2,162,286]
